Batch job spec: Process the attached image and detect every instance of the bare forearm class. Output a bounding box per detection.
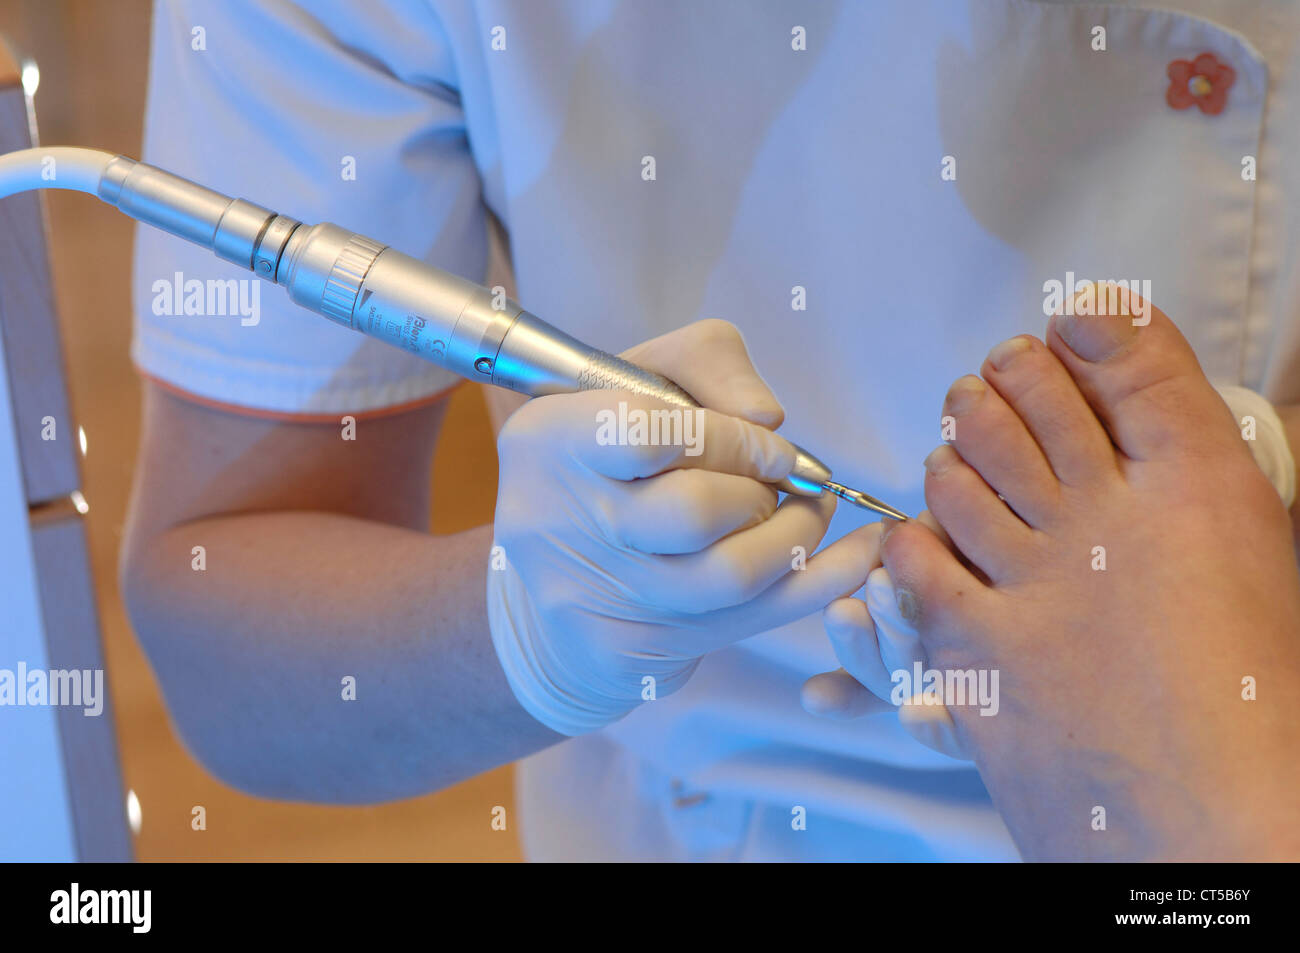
[121,511,559,803]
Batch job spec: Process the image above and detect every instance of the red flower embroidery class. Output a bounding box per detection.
[1166,52,1235,115]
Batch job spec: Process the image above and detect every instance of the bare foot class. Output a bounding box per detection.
[881,288,1300,861]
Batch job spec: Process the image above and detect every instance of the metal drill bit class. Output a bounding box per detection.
[822,480,910,521]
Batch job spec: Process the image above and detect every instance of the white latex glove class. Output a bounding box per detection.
[488,319,880,736]
[801,511,972,760]
[801,383,1296,761]
[805,561,971,759]
[1217,384,1296,509]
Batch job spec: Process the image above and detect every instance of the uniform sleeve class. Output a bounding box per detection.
[132,0,486,417]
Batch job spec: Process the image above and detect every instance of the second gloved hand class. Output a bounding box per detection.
[488,320,881,736]
[801,510,972,760]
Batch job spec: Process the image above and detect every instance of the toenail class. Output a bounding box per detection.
[1052,282,1139,362]
[987,336,1032,371]
[878,518,900,545]
[924,444,958,475]
[944,375,986,415]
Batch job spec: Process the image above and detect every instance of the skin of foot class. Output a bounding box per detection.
[879,286,1300,861]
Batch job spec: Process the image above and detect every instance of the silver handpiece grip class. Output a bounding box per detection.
[493,311,831,496]
[289,232,835,499]
[573,351,698,407]
[568,350,832,497]
[95,157,834,499]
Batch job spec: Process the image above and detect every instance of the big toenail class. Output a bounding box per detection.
[944,375,986,415]
[987,336,1032,371]
[924,444,958,475]
[1053,282,1139,362]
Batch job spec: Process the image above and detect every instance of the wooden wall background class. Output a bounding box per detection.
[0,0,520,861]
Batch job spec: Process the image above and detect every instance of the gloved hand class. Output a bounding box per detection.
[801,382,1297,760]
[801,510,972,759]
[1217,385,1297,509]
[488,319,880,736]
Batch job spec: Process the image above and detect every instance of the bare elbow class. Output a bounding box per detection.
[118,529,289,799]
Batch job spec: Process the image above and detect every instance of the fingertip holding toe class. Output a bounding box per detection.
[823,594,872,633]
[799,671,849,717]
[864,565,894,602]
[800,669,886,720]
[898,696,971,761]
[832,522,886,591]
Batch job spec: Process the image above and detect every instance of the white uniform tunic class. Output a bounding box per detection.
[134,0,1300,860]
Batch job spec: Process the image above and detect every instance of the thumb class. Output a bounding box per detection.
[867,558,972,760]
[898,698,972,762]
[801,669,892,719]
[621,319,785,429]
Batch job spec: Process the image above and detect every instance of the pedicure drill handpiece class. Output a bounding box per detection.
[822,482,910,522]
[0,147,911,518]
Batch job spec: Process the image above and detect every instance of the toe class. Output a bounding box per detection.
[877,516,997,649]
[1047,283,1241,461]
[923,444,1037,582]
[941,371,1063,527]
[981,334,1118,489]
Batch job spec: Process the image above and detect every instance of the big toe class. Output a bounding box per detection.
[1048,282,1240,461]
